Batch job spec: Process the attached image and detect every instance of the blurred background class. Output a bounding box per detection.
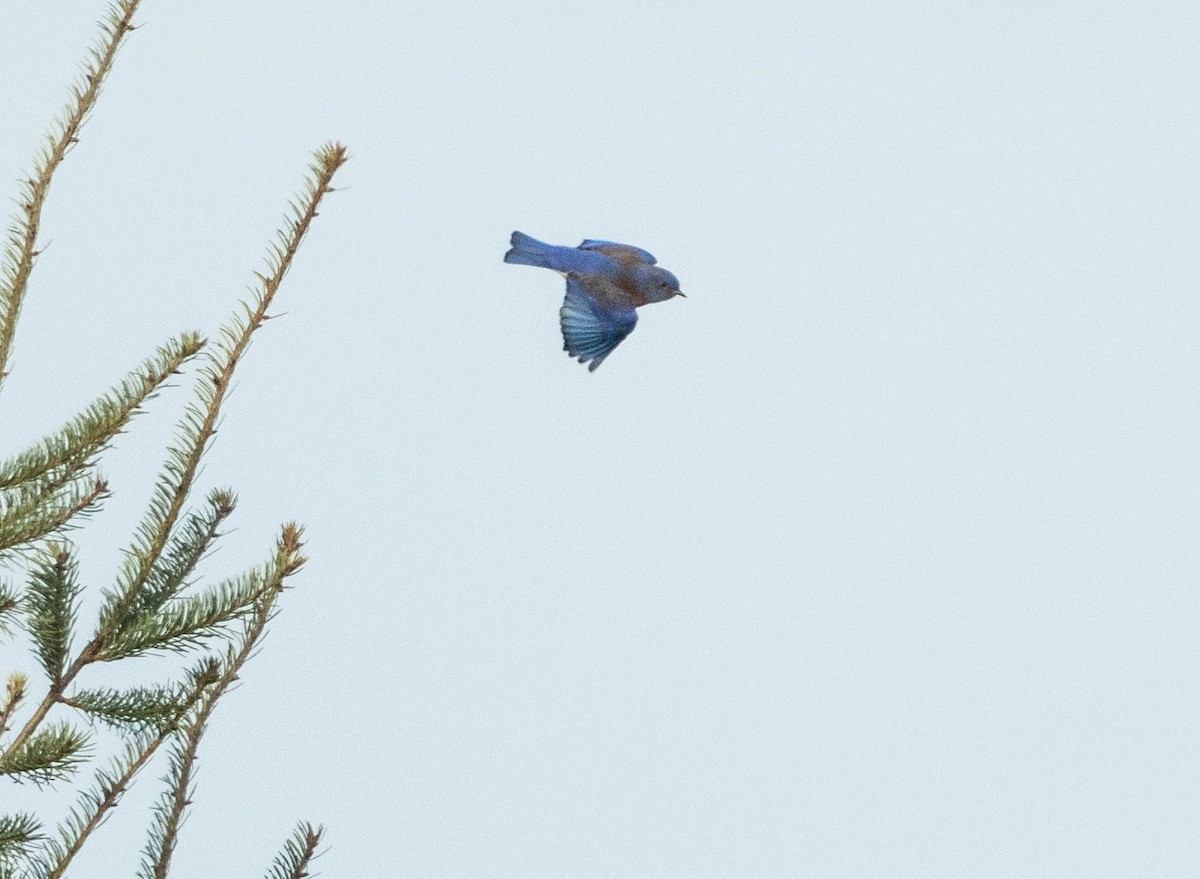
[2,2,1198,876]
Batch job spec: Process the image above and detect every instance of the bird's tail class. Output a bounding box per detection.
[504,231,560,269]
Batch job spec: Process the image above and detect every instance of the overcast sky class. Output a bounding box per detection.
[2,2,1199,877]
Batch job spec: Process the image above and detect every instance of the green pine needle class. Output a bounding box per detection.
[0,4,346,875]
[0,813,43,863]
[33,727,162,879]
[0,0,143,391]
[0,674,27,738]
[98,567,270,661]
[0,333,204,492]
[139,526,305,879]
[63,685,185,733]
[98,522,305,661]
[104,142,346,637]
[24,546,82,686]
[124,489,238,622]
[263,823,324,879]
[28,660,224,879]
[0,582,19,639]
[0,721,90,784]
[0,479,108,556]
[0,813,41,878]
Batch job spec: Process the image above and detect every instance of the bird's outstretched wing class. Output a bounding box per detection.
[560,277,638,372]
[578,239,657,266]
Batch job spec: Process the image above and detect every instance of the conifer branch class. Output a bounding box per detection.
[142,524,306,879]
[0,813,42,866]
[0,585,19,639]
[61,658,221,734]
[102,142,347,639]
[31,663,220,879]
[98,520,300,661]
[1,145,344,769]
[0,721,89,784]
[0,333,204,490]
[24,546,82,687]
[0,646,94,770]
[0,6,344,874]
[62,685,185,733]
[31,730,164,879]
[263,823,324,879]
[0,674,27,739]
[0,479,108,555]
[97,573,263,661]
[0,468,96,562]
[120,489,237,625]
[0,0,143,390]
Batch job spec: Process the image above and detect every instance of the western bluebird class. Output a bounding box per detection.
[504,231,684,371]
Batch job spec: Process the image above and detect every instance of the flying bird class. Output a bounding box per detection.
[504,231,684,371]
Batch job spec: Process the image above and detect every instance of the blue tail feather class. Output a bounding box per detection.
[504,231,612,274]
[504,231,558,269]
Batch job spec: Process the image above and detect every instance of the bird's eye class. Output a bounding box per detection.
[659,281,669,289]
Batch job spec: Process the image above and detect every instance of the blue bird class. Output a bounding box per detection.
[504,231,684,371]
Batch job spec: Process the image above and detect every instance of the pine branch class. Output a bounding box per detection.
[0,813,42,865]
[28,663,221,879]
[0,333,204,490]
[62,684,185,733]
[0,0,143,390]
[0,583,19,639]
[0,144,345,769]
[28,729,165,879]
[0,469,90,557]
[141,524,306,879]
[0,335,199,562]
[97,545,290,661]
[100,142,347,643]
[62,653,222,733]
[0,479,108,555]
[0,721,89,784]
[263,823,324,879]
[0,5,344,874]
[62,658,223,730]
[0,674,27,739]
[121,489,237,625]
[24,545,82,687]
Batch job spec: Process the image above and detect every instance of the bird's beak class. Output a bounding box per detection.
[676,290,686,298]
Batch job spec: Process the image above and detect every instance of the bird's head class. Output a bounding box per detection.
[636,264,685,304]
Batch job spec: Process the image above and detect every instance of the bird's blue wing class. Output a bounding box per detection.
[560,278,638,372]
[578,239,657,266]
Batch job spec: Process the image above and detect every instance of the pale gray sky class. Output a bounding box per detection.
[2,2,1199,876]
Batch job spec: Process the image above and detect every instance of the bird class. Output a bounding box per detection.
[503,231,684,371]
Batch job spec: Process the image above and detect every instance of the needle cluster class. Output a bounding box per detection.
[0,5,345,877]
